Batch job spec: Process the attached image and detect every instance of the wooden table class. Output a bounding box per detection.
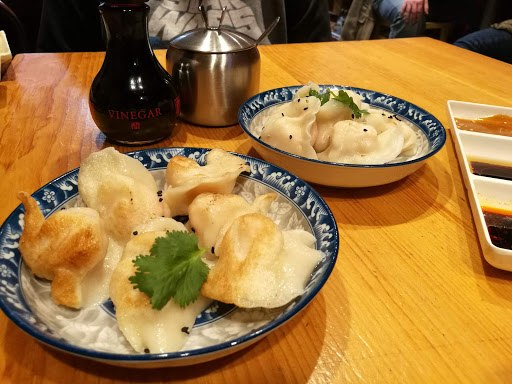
[1,37,512,383]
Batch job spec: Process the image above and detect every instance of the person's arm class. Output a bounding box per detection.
[400,0,429,23]
[37,0,104,53]
[284,0,331,43]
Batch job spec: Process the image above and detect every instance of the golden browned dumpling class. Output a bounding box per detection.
[78,147,168,244]
[109,222,210,353]
[201,213,322,308]
[188,192,277,258]
[163,148,251,216]
[17,192,108,308]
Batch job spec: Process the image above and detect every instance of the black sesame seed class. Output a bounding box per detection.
[159,198,163,202]
[351,114,354,119]
[157,190,163,197]
[281,113,284,117]
[133,231,138,235]
[382,113,385,116]
[144,348,150,354]
[181,327,190,334]
[211,247,215,254]
[304,107,308,111]
[60,207,66,210]
[258,136,261,140]
[297,98,301,102]
[363,128,368,132]
[395,117,402,121]
[388,115,393,119]
[289,134,293,139]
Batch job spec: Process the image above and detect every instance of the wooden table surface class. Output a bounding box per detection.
[1,37,512,383]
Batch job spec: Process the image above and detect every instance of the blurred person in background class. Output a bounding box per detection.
[454,19,512,64]
[342,0,428,40]
[373,0,428,38]
[36,0,331,53]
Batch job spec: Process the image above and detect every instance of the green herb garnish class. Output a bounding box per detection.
[328,89,369,118]
[308,89,330,106]
[308,88,369,118]
[129,231,209,310]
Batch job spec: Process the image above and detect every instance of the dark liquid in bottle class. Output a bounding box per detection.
[90,3,179,145]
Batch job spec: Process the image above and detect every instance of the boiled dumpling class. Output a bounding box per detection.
[362,109,418,157]
[109,224,210,353]
[260,96,321,159]
[314,97,360,153]
[188,192,277,258]
[293,81,320,99]
[201,213,322,308]
[163,148,250,216]
[395,120,418,157]
[318,120,404,164]
[78,147,167,244]
[17,192,108,308]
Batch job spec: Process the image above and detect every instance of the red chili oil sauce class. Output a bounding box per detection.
[481,206,512,250]
[469,158,512,182]
[455,114,512,137]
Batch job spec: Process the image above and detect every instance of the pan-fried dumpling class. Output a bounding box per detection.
[163,148,250,216]
[201,213,322,308]
[17,192,108,308]
[110,229,210,353]
[188,192,277,258]
[78,147,167,243]
[259,96,321,159]
[317,120,404,164]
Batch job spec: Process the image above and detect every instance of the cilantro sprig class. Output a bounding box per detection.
[308,88,369,118]
[308,89,330,106]
[129,231,209,310]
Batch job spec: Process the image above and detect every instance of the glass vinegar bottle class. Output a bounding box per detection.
[89,0,180,144]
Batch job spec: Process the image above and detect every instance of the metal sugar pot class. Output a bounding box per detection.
[166,6,279,126]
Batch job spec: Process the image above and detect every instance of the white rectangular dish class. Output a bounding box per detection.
[447,100,512,271]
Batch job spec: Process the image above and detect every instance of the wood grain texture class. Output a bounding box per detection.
[1,38,512,383]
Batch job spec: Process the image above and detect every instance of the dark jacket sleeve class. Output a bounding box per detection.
[37,0,105,53]
[284,0,332,43]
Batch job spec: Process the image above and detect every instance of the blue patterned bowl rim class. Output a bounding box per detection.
[238,85,447,168]
[0,147,338,364]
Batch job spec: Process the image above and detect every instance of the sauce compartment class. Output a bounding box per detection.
[447,100,512,271]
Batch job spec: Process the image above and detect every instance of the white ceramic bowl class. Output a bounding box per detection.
[239,85,446,188]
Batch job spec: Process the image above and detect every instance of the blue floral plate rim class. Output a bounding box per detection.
[0,147,339,364]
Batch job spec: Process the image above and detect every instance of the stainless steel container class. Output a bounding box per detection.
[166,6,279,126]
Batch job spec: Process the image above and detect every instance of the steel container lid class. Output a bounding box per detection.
[168,28,256,54]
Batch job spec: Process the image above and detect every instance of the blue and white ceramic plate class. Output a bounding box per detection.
[0,147,338,368]
[239,85,446,188]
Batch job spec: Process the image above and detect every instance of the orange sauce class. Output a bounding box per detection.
[481,206,512,250]
[455,114,512,137]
